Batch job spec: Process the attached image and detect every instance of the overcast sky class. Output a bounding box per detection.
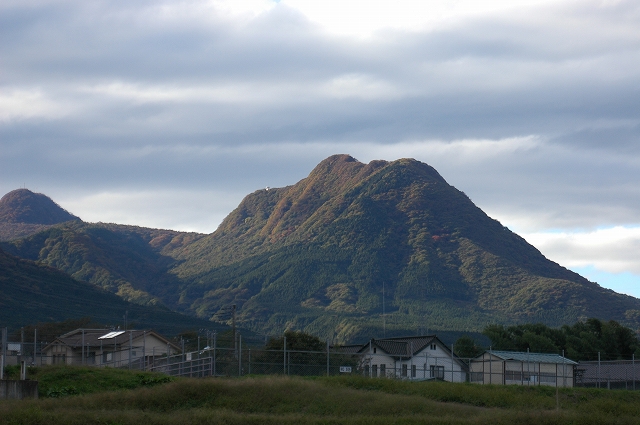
[2,0,640,297]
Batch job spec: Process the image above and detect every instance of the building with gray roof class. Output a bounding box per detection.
[469,350,577,387]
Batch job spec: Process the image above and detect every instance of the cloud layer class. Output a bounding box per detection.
[2,0,640,294]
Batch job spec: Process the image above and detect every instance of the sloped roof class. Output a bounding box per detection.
[44,328,178,351]
[359,335,440,357]
[486,350,578,365]
[332,344,363,354]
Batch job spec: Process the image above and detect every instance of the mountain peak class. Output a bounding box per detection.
[0,189,79,225]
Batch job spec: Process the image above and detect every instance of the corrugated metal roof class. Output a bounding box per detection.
[488,350,578,365]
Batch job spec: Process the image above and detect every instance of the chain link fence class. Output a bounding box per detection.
[575,359,640,390]
[1,329,639,390]
[148,347,361,378]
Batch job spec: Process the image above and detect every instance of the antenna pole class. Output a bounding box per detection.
[232,304,237,358]
[382,281,386,338]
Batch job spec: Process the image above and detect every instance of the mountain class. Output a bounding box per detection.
[2,221,204,307]
[3,155,640,343]
[0,189,80,241]
[161,155,640,341]
[0,247,220,336]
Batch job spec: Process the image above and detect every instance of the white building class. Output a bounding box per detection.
[356,335,467,382]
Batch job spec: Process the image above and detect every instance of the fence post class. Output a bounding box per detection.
[238,334,242,377]
[598,352,601,389]
[1,327,6,379]
[326,340,330,376]
[450,343,454,382]
[369,340,372,378]
[633,354,635,391]
[424,350,427,379]
[283,335,287,375]
[129,331,133,370]
[489,347,492,385]
[143,331,146,371]
[526,348,530,386]
[563,350,566,388]
[213,332,217,377]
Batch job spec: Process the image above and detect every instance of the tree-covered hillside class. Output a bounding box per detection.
[0,247,219,335]
[166,155,640,341]
[0,189,80,241]
[2,156,640,343]
[1,222,203,307]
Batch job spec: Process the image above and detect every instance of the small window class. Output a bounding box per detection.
[430,344,437,350]
[411,364,417,378]
[430,365,444,379]
[402,364,408,377]
[372,364,378,377]
[380,364,386,377]
[373,347,377,354]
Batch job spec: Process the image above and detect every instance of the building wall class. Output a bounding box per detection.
[361,343,466,382]
[470,353,574,387]
[42,333,177,367]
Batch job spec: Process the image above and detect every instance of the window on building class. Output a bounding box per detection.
[411,364,417,378]
[380,364,386,377]
[430,344,437,350]
[402,364,408,377]
[372,364,378,377]
[430,365,444,379]
[470,372,483,382]
[373,347,377,354]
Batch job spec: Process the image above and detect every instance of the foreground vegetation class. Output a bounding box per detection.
[3,365,173,398]
[2,367,640,424]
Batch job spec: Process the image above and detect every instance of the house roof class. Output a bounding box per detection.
[43,328,179,351]
[332,344,363,354]
[358,335,443,357]
[485,350,578,365]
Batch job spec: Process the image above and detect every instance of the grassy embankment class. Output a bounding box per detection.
[1,366,640,424]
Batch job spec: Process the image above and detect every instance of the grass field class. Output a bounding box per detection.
[1,367,640,424]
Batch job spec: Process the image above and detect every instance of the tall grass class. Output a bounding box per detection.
[2,369,640,424]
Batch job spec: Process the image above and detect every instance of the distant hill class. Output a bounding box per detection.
[0,189,80,241]
[168,155,640,341]
[2,156,640,343]
[0,247,220,336]
[1,222,204,307]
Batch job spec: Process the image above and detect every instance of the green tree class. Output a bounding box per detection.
[265,330,326,351]
[253,331,328,376]
[454,335,484,359]
[483,319,640,361]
